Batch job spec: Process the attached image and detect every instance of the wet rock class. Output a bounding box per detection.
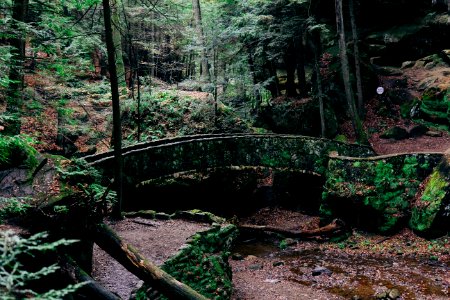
[375,291,388,299]
[312,266,332,276]
[425,130,443,137]
[245,255,258,261]
[248,263,263,271]
[272,261,284,267]
[231,253,244,261]
[408,124,428,137]
[388,288,400,299]
[380,126,409,140]
[401,61,415,69]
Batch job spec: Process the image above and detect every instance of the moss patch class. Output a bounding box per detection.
[321,154,441,233]
[410,169,449,233]
[137,224,238,300]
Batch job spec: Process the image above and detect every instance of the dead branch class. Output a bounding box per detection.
[238,219,346,239]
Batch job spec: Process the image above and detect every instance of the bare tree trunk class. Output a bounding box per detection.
[247,46,261,111]
[103,0,123,219]
[93,223,209,300]
[296,32,307,97]
[284,42,298,97]
[335,0,367,143]
[312,31,326,137]
[349,0,364,116]
[111,0,126,92]
[5,0,29,135]
[192,0,209,81]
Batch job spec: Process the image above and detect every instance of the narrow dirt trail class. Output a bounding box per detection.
[92,218,210,299]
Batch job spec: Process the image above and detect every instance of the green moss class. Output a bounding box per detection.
[138,225,238,300]
[322,155,437,232]
[417,87,450,127]
[0,134,38,170]
[410,170,449,232]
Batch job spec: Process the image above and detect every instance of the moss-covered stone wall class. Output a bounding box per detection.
[321,153,444,233]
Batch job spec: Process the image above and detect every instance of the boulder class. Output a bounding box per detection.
[321,154,442,233]
[408,124,429,137]
[380,126,409,140]
[410,153,450,236]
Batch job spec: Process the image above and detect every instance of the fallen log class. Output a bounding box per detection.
[93,223,209,300]
[60,255,121,300]
[238,219,346,239]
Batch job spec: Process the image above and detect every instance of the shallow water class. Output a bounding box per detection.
[233,241,450,299]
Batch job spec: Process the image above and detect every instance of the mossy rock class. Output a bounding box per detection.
[410,162,450,235]
[417,87,450,126]
[321,154,441,233]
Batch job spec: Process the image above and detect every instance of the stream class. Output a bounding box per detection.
[231,240,450,300]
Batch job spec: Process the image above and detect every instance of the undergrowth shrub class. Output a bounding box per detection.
[0,197,32,224]
[0,135,38,170]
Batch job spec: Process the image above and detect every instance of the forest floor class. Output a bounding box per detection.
[91,208,449,300]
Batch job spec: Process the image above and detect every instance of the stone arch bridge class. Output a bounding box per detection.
[85,134,375,213]
[86,133,375,184]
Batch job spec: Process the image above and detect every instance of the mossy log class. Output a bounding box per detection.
[238,219,345,239]
[93,223,209,300]
[60,255,121,300]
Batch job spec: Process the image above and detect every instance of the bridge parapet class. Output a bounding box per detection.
[86,134,375,186]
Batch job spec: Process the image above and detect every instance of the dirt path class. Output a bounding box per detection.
[92,218,210,299]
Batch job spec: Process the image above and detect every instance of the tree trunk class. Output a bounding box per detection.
[102,0,123,219]
[247,46,261,111]
[296,33,307,97]
[284,42,297,97]
[238,219,345,239]
[335,0,367,144]
[93,223,209,300]
[349,0,364,116]
[312,31,326,138]
[60,256,120,300]
[5,0,29,135]
[111,0,126,92]
[192,0,209,81]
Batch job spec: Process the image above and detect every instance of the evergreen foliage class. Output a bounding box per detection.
[0,230,85,299]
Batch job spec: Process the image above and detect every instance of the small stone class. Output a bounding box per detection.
[285,238,296,246]
[352,295,362,300]
[245,255,258,261]
[425,130,443,137]
[264,278,280,284]
[312,266,332,276]
[375,291,387,299]
[231,253,244,261]
[388,288,400,299]
[401,61,415,69]
[248,263,263,271]
[273,261,285,267]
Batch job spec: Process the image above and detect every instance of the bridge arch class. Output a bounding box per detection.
[85,134,375,213]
